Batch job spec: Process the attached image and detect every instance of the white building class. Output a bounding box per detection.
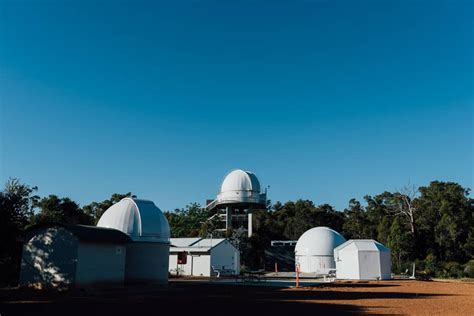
[20,224,131,288]
[334,239,391,280]
[169,238,240,277]
[97,198,170,284]
[295,227,346,275]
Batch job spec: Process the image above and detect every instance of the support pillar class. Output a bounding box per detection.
[226,207,232,230]
[248,212,253,237]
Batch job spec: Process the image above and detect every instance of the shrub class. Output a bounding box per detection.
[423,254,439,277]
[416,270,432,281]
[442,262,463,278]
[464,260,474,278]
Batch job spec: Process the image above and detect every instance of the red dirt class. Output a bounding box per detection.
[1,279,473,315]
[286,280,474,315]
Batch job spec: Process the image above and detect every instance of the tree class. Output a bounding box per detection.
[32,195,93,225]
[165,203,210,237]
[377,216,392,245]
[387,216,413,271]
[342,199,371,239]
[0,178,38,285]
[416,181,472,262]
[388,185,418,235]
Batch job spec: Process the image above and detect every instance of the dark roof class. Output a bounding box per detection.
[24,223,132,244]
[67,224,132,243]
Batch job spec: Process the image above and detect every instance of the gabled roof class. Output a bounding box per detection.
[334,239,390,254]
[170,237,202,247]
[169,238,230,253]
[191,238,226,248]
[169,247,212,253]
[24,223,132,244]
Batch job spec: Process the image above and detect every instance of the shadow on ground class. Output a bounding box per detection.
[0,281,448,316]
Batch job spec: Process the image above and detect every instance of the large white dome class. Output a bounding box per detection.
[215,169,266,205]
[295,227,346,256]
[97,198,170,243]
[220,169,261,193]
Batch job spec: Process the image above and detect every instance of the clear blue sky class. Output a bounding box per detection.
[1,0,472,212]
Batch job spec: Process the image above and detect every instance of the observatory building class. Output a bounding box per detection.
[295,226,346,275]
[169,238,240,277]
[97,198,170,284]
[334,239,391,280]
[206,169,267,237]
[19,224,131,288]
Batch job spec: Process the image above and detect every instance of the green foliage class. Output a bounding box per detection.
[388,217,414,270]
[441,262,464,278]
[463,260,474,278]
[416,182,472,262]
[165,203,209,237]
[0,178,39,285]
[342,199,371,239]
[31,195,93,226]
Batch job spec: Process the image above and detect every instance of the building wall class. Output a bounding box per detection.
[190,254,211,276]
[358,251,382,280]
[295,255,335,274]
[211,241,240,275]
[19,227,78,287]
[336,249,392,280]
[169,254,179,275]
[75,242,126,285]
[335,249,360,279]
[125,242,169,284]
[379,250,392,280]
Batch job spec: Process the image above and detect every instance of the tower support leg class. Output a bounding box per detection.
[226,207,232,231]
[248,212,253,237]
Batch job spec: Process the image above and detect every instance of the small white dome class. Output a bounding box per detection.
[295,227,346,256]
[97,198,170,243]
[220,169,261,193]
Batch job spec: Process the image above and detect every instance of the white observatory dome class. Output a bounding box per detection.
[295,227,346,256]
[216,169,266,205]
[97,198,170,243]
[295,227,346,274]
[220,169,261,193]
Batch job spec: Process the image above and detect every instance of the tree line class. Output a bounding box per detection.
[0,178,473,285]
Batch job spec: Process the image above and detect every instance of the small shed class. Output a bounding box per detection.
[169,238,240,277]
[20,224,131,288]
[334,239,391,280]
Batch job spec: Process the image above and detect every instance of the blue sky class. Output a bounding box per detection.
[1,0,472,212]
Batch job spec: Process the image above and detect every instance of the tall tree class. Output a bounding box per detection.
[388,185,418,235]
[32,195,93,225]
[165,203,209,237]
[0,178,38,285]
[415,181,472,262]
[342,199,371,239]
[387,216,413,270]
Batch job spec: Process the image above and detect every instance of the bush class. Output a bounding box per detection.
[423,254,439,277]
[415,270,432,281]
[464,260,474,278]
[442,262,463,278]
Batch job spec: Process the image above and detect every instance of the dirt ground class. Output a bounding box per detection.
[288,279,474,315]
[1,279,473,315]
